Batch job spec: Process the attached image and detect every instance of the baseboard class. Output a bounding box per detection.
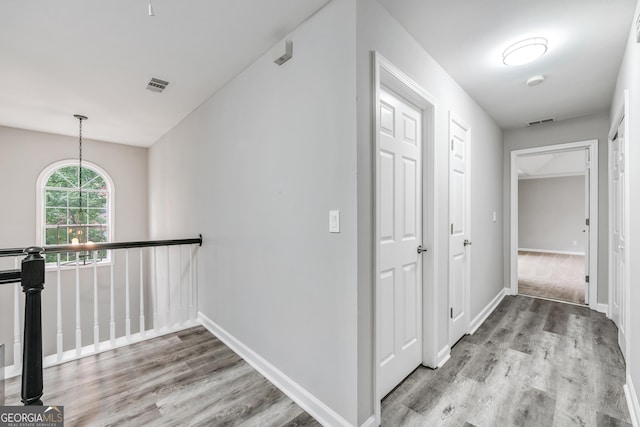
[436,345,451,368]
[596,303,608,315]
[470,288,506,334]
[360,415,376,427]
[518,248,585,256]
[198,312,353,427]
[625,372,640,427]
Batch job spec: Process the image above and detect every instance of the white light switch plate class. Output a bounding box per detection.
[329,210,340,233]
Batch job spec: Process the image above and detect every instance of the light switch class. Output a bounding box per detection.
[492,211,497,222]
[329,210,340,233]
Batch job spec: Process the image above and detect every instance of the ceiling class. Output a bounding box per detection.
[0,0,330,147]
[0,1,636,147]
[517,150,587,179]
[378,0,637,129]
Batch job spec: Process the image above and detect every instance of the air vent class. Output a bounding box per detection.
[146,77,169,93]
[527,117,555,126]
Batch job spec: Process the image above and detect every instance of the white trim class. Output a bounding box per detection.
[518,171,585,180]
[36,159,115,257]
[596,303,608,315]
[360,416,376,427]
[625,373,640,427]
[198,312,351,427]
[510,140,598,310]
[436,346,451,368]
[373,52,439,425]
[518,248,585,256]
[448,111,471,346]
[470,288,506,334]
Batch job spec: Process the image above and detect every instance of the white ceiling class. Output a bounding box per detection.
[0,0,330,147]
[518,150,587,179]
[1,1,636,147]
[378,0,637,129]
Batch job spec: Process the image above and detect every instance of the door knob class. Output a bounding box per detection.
[417,245,428,254]
[464,239,472,247]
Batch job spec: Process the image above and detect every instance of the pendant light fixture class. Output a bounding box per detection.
[72,114,88,245]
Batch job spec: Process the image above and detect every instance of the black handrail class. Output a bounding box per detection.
[0,269,21,285]
[0,235,203,258]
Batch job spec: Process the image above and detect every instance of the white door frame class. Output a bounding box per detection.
[509,140,599,310]
[373,52,438,423]
[608,89,630,364]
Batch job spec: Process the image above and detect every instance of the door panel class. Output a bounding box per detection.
[378,87,423,398]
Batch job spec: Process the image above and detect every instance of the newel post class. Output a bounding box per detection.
[21,247,45,406]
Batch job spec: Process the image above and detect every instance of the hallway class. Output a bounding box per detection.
[382,296,630,426]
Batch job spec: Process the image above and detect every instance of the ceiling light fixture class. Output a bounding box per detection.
[503,37,548,66]
[148,0,155,17]
[73,114,88,245]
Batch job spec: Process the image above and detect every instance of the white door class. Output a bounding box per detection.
[611,120,627,358]
[584,148,590,304]
[377,87,423,398]
[449,115,470,346]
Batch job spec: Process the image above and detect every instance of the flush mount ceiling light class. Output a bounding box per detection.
[503,37,548,66]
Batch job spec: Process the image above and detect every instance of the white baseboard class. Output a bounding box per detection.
[518,248,585,256]
[596,303,608,315]
[436,345,451,368]
[470,288,506,335]
[360,415,376,427]
[198,312,353,427]
[626,373,640,427]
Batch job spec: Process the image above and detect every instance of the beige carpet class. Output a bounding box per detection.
[518,251,586,305]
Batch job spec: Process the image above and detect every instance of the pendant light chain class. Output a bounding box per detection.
[74,114,88,244]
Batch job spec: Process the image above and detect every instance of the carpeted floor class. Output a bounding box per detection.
[518,251,586,305]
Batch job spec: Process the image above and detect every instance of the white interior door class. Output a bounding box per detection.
[584,148,590,304]
[449,115,470,346]
[377,87,423,398]
[611,120,627,358]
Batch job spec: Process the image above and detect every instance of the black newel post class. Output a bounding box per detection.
[21,247,45,406]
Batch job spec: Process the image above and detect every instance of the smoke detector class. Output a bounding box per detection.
[526,75,545,86]
[146,77,169,93]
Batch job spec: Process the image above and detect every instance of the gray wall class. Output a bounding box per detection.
[611,0,640,413]
[503,112,610,304]
[0,126,148,365]
[518,176,586,253]
[357,0,504,422]
[149,0,359,423]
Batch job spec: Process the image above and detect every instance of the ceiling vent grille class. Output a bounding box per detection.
[527,117,555,126]
[146,77,169,93]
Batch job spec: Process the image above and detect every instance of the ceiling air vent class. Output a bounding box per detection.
[146,77,169,93]
[527,117,555,126]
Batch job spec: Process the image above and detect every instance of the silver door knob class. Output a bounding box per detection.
[464,239,472,246]
[417,245,428,254]
[619,245,624,250]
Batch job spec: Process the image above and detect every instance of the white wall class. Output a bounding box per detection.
[148,0,359,424]
[503,112,610,303]
[518,176,586,253]
[611,0,640,421]
[0,125,148,365]
[356,1,504,423]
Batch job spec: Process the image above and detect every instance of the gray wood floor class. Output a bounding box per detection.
[382,295,631,427]
[4,327,320,427]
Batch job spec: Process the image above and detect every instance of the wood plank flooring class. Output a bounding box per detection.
[382,295,631,427]
[4,327,320,427]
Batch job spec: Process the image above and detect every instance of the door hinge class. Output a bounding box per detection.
[586,275,590,283]
[451,139,454,150]
[586,218,590,226]
[451,224,453,235]
[450,307,453,318]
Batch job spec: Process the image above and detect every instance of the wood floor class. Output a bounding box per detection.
[518,251,586,305]
[382,295,630,426]
[4,327,319,427]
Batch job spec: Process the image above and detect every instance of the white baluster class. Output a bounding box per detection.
[56,254,63,362]
[93,251,99,352]
[13,257,21,372]
[75,256,81,356]
[153,246,158,332]
[110,252,115,347]
[140,248,145,337]
[178,245,183,325]
[125,248,131,341]
[165,246,171,329]
[193,246,198,322]
[189,244,194,323]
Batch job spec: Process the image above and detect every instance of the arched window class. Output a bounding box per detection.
[38,160,113,265]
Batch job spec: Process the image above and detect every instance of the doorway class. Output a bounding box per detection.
[510,140,598,309]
